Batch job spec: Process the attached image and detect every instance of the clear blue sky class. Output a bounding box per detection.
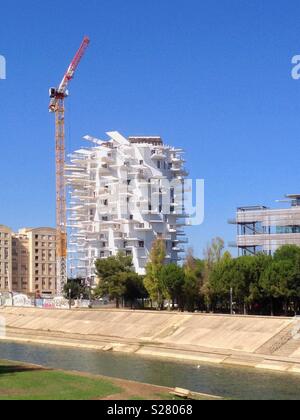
[1,0,300,258]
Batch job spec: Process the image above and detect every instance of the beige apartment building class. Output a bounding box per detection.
[0,226,57,296]
[0,225,12,292]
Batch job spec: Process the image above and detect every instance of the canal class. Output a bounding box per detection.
[1,341,300,400]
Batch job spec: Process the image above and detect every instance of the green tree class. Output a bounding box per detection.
[183,250,205,312]
[94,252,134,308]
[259,260,294,316]
[160,263,185,310]
[144,239,166,309]
[95,252,133,280]
[271,245,300,315]
[123,272,148,308]
[274,245,300,263]
[209,252,234,312]
[63,278,89,300]
[203,238,225,310]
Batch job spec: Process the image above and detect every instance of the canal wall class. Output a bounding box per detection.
[1,307,300,373]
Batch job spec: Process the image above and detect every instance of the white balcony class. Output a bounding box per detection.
[151,152,166,160]
[134,224,152,231]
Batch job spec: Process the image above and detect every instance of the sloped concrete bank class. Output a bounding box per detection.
[1,307,300,374]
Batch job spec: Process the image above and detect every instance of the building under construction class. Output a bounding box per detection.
[230,194,300,255]
[66,132,189,284]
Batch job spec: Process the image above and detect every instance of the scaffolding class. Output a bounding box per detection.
[230,195,300,255]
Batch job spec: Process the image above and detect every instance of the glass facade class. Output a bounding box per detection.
[276,226,300,234]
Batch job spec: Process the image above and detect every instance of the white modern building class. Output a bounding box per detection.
[66,132,189,283]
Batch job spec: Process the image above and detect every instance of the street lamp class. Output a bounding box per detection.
[230,288,233,315]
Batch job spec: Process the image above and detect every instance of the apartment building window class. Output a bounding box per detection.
[157,161,161,169]
[170,188,175,203]
[139,241,145,248]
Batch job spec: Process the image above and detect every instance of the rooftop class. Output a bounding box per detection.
[237,206,269,212]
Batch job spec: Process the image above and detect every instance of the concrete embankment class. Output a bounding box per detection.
[1,307,300,373]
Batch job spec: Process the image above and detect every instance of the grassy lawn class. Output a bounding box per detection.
[0,360,221,401]
[0,360,186,401]
[0,361,121,400]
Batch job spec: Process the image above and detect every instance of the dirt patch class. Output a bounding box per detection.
[99,379,173,400]
[64,370,174,400]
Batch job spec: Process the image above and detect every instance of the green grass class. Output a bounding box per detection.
[0,362,121,400]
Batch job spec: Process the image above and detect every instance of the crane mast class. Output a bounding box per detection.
[49,37,90,295]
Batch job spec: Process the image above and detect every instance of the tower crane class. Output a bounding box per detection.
[49,36,90,295]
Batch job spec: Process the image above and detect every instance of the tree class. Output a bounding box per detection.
[95,252,133,280]
[204,237,225,266]
[203,238,225,310]
[183,250,205,312]
[274,245,300,263]
[63,278,89,300]
[259,260,294,316]
[94,252,134,308]
[95,273,127,308]
[144,239,166,309]
[270,246,300,315]
[209,252,234,312]
[123,273,148,308]
[160,263,185,310]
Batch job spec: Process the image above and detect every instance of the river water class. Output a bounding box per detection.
[1,341,300,400]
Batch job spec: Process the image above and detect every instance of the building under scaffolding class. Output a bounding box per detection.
[66,132,189,285]
[230,194,300,256]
